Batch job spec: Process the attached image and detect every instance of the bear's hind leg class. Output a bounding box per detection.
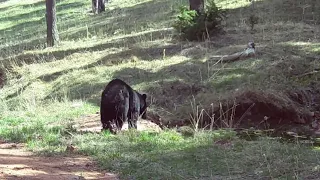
[128,111,138,129]
[116,95,129,131]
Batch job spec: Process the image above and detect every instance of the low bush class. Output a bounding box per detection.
[172,0,226,41]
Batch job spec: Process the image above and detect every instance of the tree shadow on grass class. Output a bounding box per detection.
[20,0,46,8]
[74,131,320,180]
[7,38,318,108]
[0,0,86,44]
[64,0,180,41]
[46,81,107,106]
[109,59,260,113]
[3,37,187,101]
[47,41,175,68]
[4,0,320,107]
[8,0,317,65]
[0,8,44,22]
[0,1,87,58]
[95,140,231,179]
[0,1,83,28]
[0,4,14,13]
[36,39,185,82]
[222,0,319,44]
[0,18,46,44]
[43,56,259,109]
[4,82,32,101]
[1,38,46,63]
[43,68,154,106]
[1,24,175,67]
[20,0,82,9]
[2,0,319,62]
[1,0,180,60]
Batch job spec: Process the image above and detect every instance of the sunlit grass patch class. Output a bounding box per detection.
[283,41,320,54]
[215,0,263,9]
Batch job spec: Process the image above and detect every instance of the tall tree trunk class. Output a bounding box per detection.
[46,0,59,47]
[189,0,204,14]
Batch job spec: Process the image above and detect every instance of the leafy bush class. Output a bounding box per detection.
[172,0,226,41]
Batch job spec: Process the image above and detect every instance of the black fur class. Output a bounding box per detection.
[100,78,147,134]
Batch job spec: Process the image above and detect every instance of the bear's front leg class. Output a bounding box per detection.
[102,121,118,134]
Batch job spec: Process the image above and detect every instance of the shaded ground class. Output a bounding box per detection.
[0,141,118,180]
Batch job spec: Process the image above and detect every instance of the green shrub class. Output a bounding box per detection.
[172,0,226,41]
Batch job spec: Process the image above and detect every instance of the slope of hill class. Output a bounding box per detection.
[0,0,320,179]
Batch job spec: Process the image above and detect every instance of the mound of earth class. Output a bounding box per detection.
[0,141,118,180]
[198,88,320,138]
[72,113,163,133]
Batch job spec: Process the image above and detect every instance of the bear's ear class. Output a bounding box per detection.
[142,94,147,101]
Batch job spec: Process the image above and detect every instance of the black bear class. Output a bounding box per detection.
[100,78,147,134]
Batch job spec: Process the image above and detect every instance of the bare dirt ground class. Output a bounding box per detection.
[0,141,119,180]
[72,113,163,133]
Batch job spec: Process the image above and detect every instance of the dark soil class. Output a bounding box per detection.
[150,84,320,140]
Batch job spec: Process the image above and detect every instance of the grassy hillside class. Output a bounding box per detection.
[0,0,320,179]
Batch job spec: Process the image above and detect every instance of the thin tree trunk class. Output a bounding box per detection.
[92,0,98,14]
[92,0,105,14]
[99,0,105,13]
[189,0,204,14]
[46,0,59,47]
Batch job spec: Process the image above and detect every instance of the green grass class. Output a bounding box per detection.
[74,130,320,179]
[1,0,320,179]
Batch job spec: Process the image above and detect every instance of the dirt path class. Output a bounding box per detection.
[0,141,118,180]
[72,113,162,133]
